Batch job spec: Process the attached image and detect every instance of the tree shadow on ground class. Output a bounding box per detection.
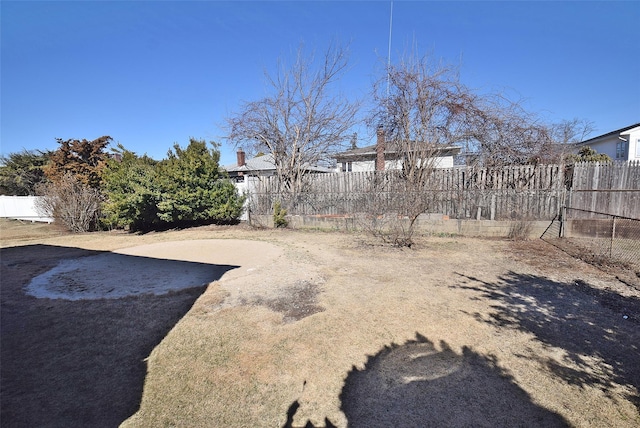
[1,244,238,428]
[454,271,640,409]
[282,400,337,428]
[338,333,569,428]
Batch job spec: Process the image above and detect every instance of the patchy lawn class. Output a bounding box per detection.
[1,219,638,427]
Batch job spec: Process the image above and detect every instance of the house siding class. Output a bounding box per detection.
[576,123,640,161]
[622,127,640,161]
[338,155,454,172]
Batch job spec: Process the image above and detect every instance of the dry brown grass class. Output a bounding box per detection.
[1,219,639,427]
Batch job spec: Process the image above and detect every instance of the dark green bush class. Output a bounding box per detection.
[102,139,245,231]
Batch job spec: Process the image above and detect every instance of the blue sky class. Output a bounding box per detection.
[2,1,639,166]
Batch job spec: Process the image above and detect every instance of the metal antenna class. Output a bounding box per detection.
[386,1,393,100]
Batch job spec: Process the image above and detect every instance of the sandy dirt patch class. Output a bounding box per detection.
[25,239,282,300]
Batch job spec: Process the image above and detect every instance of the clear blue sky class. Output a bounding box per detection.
[2,1,639,166]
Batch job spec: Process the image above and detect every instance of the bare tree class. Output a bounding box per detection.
[546,118,596,162]
[550,118,595,145]
[361,52,477,246]
[360,51,589,245]
[36,173,102,232]
[464,98,596,167]
[226,42,359,208]
[460,93,548,167]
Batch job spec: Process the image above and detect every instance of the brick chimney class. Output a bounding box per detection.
[237,150,246,167]
[375,126,385,171]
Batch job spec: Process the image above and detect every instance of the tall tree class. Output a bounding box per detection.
[156,138,245,224]
[362,50,591,245]
[102,139,245,231]
[44,136,111,188]
[464,104,595,166]
[0,149,51,195]
[226,43,360,204]
[101,145,160,230]
[363,52,478,246]
[37,136,111,232]
[371,52,475,177]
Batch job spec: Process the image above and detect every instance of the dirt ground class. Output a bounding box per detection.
[1,218,639,427]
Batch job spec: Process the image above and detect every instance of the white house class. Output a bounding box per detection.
[575,123,640,161]
[334,128,461,172]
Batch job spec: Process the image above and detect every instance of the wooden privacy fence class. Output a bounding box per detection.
[247,162,640,221]
[248,164,569,220]
[567,160,640,219]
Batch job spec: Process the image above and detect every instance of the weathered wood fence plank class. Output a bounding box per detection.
[247,162,639,220]
[569,161,640,218]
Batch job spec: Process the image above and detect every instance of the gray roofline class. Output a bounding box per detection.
[223,152,332,173]
[576,123,640,146]
[335,144,461,160]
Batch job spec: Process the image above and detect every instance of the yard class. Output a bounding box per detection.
[1,218,639,427]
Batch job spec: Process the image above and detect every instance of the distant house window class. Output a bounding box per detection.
[616,140,628,159]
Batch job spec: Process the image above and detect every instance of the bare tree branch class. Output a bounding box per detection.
[362,51,478,245]
[226,42,360,203]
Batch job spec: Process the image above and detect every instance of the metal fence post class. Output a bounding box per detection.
[610,215,617,258]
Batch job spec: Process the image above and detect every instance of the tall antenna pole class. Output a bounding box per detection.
[386,1,393,100]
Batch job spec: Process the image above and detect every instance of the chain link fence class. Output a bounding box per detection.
[542,207,640,271]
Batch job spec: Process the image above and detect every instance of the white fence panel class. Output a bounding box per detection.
[0,196,53,223]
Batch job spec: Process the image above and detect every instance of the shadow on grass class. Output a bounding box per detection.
[0,244,238,428]
[454,271,640,409]
[283,334,568,427]
[282,400,337,428]
[337,333,569,428]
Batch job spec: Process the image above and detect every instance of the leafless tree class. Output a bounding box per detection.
[550,118,595,145]
[360,51,591,245]
[371,52,474,171]
[226,42,360,208]
[546,118,596,162]
[36,173,102,232]
[360,52,477,246]
[464,98,596,167]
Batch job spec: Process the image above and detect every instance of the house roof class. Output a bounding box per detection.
[576,123,640,146]
[621,126,640,135]
[223,153,332,173]
[334,143,461,161]
[225,153,276,172]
